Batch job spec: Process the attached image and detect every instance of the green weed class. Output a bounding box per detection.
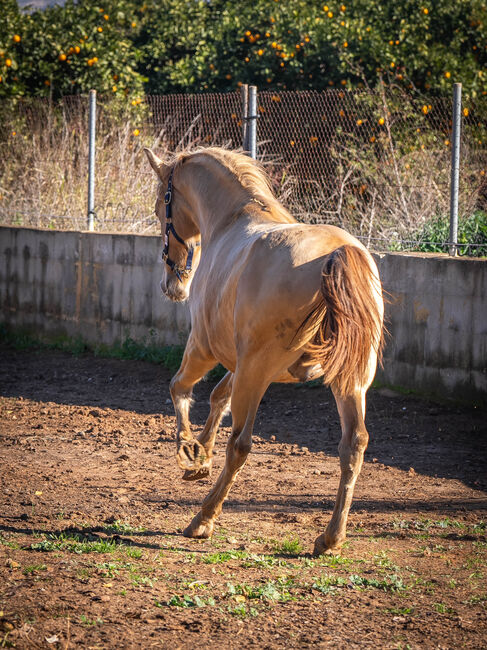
[349,573,407,592]
[202,550,248,565]
[272,537,304,555]
[0,324,185,373]
[22,564,47,575]
[227,578,295,603]
[466,593,487,606]
[227,603,259,618]
[163,594,216,608]
[433,602,456,615]
[80,615,103,626]
[0,534,20,550]
[311,574,347,595]
[31,534,118,554]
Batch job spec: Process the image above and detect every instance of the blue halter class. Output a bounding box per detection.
[162,167,200,282]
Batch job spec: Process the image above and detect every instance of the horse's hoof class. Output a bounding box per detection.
[312,533,343,557]
[182,467,211,481]
[177,439,208,471]
[183,513,214,539]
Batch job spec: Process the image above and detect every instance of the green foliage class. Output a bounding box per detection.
[272,536,304,555]
[413,211,487,257]
[0,324,185,373]
[227,577,295,603]
[311,574,347,594]
[30,532,122,554]
[349,573,407,592]
[165,594,216,608]
[1,0,486,98]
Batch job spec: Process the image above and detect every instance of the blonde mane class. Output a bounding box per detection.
[168,147,296,225]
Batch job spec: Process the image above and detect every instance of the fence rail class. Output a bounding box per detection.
[0,87,486,255]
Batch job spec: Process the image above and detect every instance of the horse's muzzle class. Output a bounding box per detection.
[161,277,189,303]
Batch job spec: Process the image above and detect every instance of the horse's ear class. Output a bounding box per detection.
[144,148,164,177]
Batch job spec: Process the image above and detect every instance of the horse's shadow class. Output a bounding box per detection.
[1,348,486,493]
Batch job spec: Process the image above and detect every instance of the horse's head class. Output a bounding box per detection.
[145,149,201,302]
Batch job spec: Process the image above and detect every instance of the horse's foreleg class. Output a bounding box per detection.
[169,337,216,473]
[182,371,233,481]
[313,388,369,555]
[183,367,267,539]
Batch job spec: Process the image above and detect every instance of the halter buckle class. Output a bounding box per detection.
[164,190,172,205]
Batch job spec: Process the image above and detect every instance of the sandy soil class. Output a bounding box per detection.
[0,347,486,648]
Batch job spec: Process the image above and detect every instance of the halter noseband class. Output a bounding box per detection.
[162,167,200,282]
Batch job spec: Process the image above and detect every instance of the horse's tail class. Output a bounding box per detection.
[305,245,384,396]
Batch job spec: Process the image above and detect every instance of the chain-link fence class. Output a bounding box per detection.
[1,88,486,253]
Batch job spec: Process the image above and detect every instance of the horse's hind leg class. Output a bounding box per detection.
[169,334,216,473]
[183,363,269,539]
[182,371,233,481]
[313,387,369,555]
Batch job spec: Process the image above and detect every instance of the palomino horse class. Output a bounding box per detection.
[145,147,384,555]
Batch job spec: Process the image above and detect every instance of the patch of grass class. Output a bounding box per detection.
[314,554,356,568]
[433,602,456,615]
[466,593,487,606]
[0,324,185,374]
[272,536,304,556]
[124,546,143,559]
[22,564,47,575]
[202,550,249,565]
[80,615,104,626]
[0,534,20,550]
[29,532,139,555]
[472,521,486,534]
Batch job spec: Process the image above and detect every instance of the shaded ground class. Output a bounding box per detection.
[0,347,486,649]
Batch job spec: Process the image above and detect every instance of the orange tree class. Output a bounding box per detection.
[136,0,486,98]
[0,0,146,99]
[0,0,486,99]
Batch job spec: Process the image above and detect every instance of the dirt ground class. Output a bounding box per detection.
[0,347,486,649]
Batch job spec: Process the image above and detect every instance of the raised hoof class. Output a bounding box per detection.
[182,467,211,481]
[312,533,343,557]
[183,513,214,539]
[177,439,209,472]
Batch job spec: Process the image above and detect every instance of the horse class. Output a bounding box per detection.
[145,146,384,555]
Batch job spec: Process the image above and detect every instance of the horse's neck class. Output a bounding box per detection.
[183,164,249,243]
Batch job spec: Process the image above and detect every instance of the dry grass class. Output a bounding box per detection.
[0,95,485,250]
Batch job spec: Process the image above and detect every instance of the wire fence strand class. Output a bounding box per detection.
[0,88,486,254]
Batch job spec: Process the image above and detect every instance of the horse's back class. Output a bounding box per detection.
[191,220,375,370]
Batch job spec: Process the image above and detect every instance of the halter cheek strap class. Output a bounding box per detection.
[162,167,200,283]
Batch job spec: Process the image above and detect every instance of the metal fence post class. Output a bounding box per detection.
[449,83,462,256]
[87,89,96,232]
[248,85,257,160]
[241,84,249,152]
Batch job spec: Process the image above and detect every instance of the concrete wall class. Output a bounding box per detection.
[373,251,486,404]
[1,226,486,404]
[0,226,190,347]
